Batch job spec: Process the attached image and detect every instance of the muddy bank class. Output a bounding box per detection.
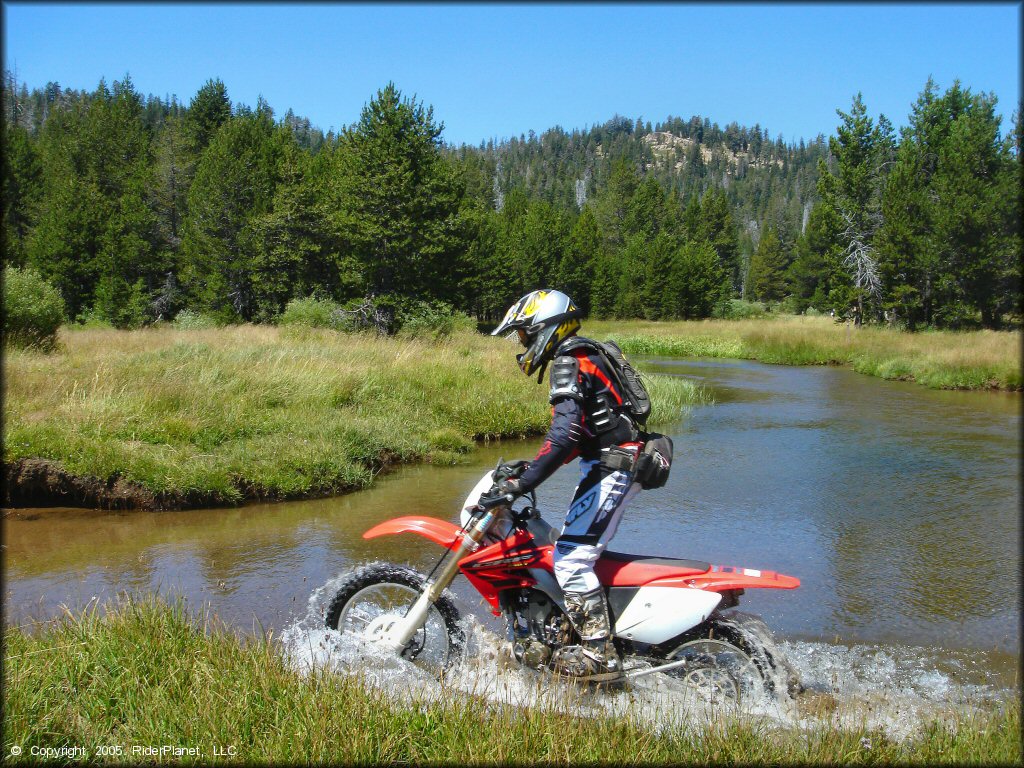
[2,457,385,513]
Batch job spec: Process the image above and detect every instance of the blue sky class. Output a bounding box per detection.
[3,3,1020,146]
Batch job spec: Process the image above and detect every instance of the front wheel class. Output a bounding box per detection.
[325,563,464,676]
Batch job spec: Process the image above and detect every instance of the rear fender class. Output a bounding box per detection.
[648,564,800,592]
[363,516,464,551]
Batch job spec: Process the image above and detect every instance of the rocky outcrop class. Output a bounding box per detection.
[641,131,783,173]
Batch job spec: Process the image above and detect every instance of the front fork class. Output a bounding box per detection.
[378,508,497,653]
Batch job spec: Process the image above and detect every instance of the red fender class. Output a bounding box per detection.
[363,516,464,551]
[647,564,800,592]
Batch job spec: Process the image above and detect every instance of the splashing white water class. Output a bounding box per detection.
[280,574,1013,741]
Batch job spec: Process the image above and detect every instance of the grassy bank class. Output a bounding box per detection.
[4,597,1019,765]
[586,316,1022,390]
[3,325,704,509]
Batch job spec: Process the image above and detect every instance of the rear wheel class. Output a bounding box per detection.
[668,634,760,705]
[325,563,464,676]
[665,614,792,703]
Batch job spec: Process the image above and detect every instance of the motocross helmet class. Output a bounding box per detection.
[491,289,582,377]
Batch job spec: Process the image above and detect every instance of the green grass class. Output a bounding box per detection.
[586,316,1022,391]
[4,597,1019,765]
[3,325,706,506]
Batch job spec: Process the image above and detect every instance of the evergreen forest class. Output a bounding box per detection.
[2,72,1020,332]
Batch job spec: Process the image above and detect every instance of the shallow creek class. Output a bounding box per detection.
[5,358,1019,734]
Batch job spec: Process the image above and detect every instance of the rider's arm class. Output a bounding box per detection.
[516,396,585,493]
[516,354,589,493]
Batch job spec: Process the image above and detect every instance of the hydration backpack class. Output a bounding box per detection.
[560,337,652,426]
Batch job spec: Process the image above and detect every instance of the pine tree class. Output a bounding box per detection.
[594,158,640,251]
[26,76,158,320]
[186,78,231,154]
[668,238,726,318]
[930,88,1015,327]
[150,114,193,251]
[248,134,337,320]
[696,186,740,294]
[787,202,844,313]
[327,83,466,310]
[181,103,283,321]
[590,250,622,319]
[747,227,788,303]
[556,205,601,314]
[2,123,41,265]
[878,80,1018,328]
[623,177,670,241]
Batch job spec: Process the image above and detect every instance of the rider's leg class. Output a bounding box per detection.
[552,459,639,676]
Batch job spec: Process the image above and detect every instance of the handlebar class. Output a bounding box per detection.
[475,491,516,511]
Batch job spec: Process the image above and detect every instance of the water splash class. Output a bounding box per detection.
[779,639,1011,740]
[281,576,1014,741]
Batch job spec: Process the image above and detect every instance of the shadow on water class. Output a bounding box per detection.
[4,359,1020,690]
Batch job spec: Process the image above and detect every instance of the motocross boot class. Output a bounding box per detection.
[554,588,623,682]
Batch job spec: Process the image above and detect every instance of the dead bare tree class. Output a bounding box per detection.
[331,298,394,335]
[839,208,883,325]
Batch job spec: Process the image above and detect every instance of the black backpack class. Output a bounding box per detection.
[560,337,652,426]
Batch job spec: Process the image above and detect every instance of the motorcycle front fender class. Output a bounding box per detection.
[363,516,464,551]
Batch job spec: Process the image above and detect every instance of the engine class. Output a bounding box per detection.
[503,589,571,670]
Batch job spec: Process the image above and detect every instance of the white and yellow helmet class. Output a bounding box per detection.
[492,289,582,377]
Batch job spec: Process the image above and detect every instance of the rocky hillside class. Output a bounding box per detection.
[642,131,784,174]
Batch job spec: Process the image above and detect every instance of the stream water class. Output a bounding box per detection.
[4,359,1019,735]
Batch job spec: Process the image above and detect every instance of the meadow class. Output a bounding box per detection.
[3,324,702,509]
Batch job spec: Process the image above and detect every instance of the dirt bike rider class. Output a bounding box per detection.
[490,289,644,680]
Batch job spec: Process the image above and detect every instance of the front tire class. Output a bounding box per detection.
[325,563,464,675]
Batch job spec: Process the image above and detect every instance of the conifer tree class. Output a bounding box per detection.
[878,80,1018,328]
[186,78,231,154]
[788,202,844,313]
[2,123,41,265]
[327,83,466,312]
[181,101,283,321]
[817,93,892,323]
[249,133,337,320]
[557,205,601,314]
[594,158,640,251]
[696,186,740,293]
[747,227,788,303]
[668,238,726,318]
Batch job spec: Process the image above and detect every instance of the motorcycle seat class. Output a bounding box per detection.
[595,550,711,587]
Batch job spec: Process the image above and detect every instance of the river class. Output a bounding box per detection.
[4,358,1019,702]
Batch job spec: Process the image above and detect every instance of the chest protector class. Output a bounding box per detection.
[552,337,652,429]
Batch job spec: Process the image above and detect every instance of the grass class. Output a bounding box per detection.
[3,325,706,507]
[586,316,1023,391]
[4,597,1019,765]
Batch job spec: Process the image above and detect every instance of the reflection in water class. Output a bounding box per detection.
[4,359,1019,686]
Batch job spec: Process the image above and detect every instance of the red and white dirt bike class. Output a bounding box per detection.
[326,463,801,700]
